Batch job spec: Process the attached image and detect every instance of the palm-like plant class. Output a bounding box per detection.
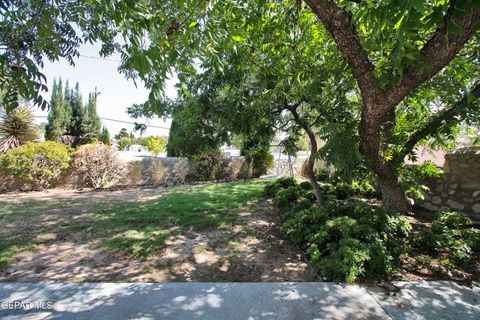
[0,106,40,154]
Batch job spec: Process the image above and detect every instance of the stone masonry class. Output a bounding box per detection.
[415,147,480,221]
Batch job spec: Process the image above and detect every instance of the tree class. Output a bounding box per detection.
[165,101,230,157]
[81,93,101,141]
[99,127,111,146]
[67,82,85,138]
[115,128,130,141]
[45,79,69,141]
[301,0,480,212]
[117,137,132,151]
[0,106,39,153]
[143,136,166,156]
[150,10,359,205]
[109,0,478,212]
[5,0,480,212]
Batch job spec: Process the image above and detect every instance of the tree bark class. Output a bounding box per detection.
[360,112,411,213]
[305,129,325,206]
[286,102,324,206]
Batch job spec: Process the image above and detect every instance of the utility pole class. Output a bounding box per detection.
[93,86,101,106]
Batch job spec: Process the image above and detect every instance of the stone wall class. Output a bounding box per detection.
[0,156,247,192]
[415,147,480,220]
[124,156,246,187]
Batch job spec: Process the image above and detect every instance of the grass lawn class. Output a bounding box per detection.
[0,180,268,269]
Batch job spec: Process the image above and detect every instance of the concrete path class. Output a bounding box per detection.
[0,281,478,319]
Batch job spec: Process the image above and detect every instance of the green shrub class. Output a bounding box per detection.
[399,162,443,198]
[315,167,330,182]
[282,201,411,283]
[299,180,313,190]
[263,177,297,198]
[291,197,314,212]
[351,179,379,198]
[0,141,71,189]
[418,211,479,264]
[333,182,355,200]
[322,180,378,201]
[310,238,370,283]
[247,146,274,177]
[282,206,331,244]
[276,177,297,188]
[273,186,302,209]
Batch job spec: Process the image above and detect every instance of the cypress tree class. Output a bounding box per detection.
[45,78,69,141]
[99,126,111,145]
[67,82,85,137]
[82,92,101,141]
[63,80,72,123]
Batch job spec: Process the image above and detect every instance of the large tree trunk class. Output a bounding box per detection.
[360,113,410,213]
[378,173,410,213]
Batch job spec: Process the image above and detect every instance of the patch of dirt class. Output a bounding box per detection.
[0,187,317,282]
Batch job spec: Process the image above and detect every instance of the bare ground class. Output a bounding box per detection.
[0,187,317,282]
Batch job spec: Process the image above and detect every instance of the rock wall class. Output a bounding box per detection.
[0,156,247,192]
[125,156,246,187]
[415,147,480,220]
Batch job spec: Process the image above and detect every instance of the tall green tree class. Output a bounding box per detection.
[67,82,85,137]
[301,0,480,212]
[114,128,130,141]
[111,0,479,212]
[5,0,480,213]
[165,100,230,157]
[82,93,101,141]
[99,126,111,145]
[45,79,69,141]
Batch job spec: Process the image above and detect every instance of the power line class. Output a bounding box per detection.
[79,54,121,63]
[101,117,170,129]
[34,115,170,130]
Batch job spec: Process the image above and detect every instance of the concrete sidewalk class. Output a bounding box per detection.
[0,281,478,319]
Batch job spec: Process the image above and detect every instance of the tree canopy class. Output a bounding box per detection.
[2,0,479,212]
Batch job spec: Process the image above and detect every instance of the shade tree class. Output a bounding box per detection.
[107,0,479,212]
[3,0,480,213]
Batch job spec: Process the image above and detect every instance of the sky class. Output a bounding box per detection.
[34,42,177,138]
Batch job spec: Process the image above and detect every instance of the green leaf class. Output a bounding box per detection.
[296,72,304,84]
[232,35,245,42]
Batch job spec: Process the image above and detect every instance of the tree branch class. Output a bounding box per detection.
[391,83,480,166]
[303,0,379,106]
[284,100,324,205]
[385,1,480,108]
